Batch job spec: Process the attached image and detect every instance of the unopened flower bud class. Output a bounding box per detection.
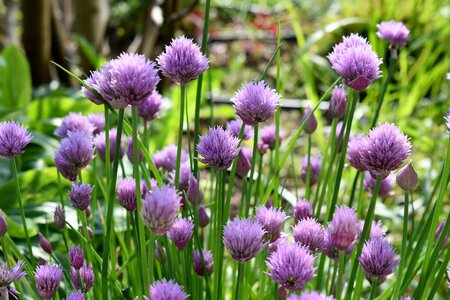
[38,232,53,254]
[396,161,418,192]
[0,210,8,237]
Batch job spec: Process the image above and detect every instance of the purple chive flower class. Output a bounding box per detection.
[226,119,253,140]
[236,147,252,178]
[376,21,410,48]
[358,238,399,284]
[141,184,180,234]
[69,182,93,211]
[152,144,188,172]
[294,199,313,221]
[54,205,65,229]
[169,164,203,205]
[167,218,194,250]
[360,123,411,178]
[67,290,85,300]
[149,279,187,300]
[265,242,316,291]
[259,125,285,151]
[117,178,148,211]
[0,210,8,237]
[69,245,85,270]
[301,156,322,187]
[71,262,95,292]
[328,34,382,90]
[82,70,104,105]
[287,291,334,300]
[137,90,163,122]
[323,228,338,259]
[364,172,395,198]
[94,129,125,162]
[55,113,94,139]
[293,218,326,253]
[87,113,105,136]
[400,297,412,300]
[232,81,280,126]
[197,126,240,170]
[328,206,358,252]
[35,264,63,299]
[347,134,368,172]
[255,206,288,242]
[329,86,347,119]
[0,261,26,300]
[302,107,318,134]
[0,121,32,158]
[223,217,268,263]
[98,53,160,107]
[396,161,419,192]
[55,131,94,181]
[157,36,208,85]
[445,107,450,132]
[193,249,214,276]
[198,205,210,228]
[434,221,449,248]
[38,232,53,254]
[357,220,385,240]
[268,233,288,256]
[126,137,144,164]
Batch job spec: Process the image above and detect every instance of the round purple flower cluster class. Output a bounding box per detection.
[328,34,382,90]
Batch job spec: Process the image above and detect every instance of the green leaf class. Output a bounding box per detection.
[0,45,32,109]
[2,211,38,238]
[0,167,71,210]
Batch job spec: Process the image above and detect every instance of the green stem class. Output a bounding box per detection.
[11,157,35,266]
[245,124,259,217]
[175,84,186,188]
[326,89,357,222]
[370,55,395,128]
[273,21,281,208]
[104,104,111,199]
[193,0,211,177]
[263,77,341,204]
[101,108,124,299]
[347,172,361,207]
[392,192,409,299]
[305,134,312,199]
[345,176,382,300]
[369,280,378,300]
[416,134,450,291]
[314,119,338,217]
[336,252,345,300]
[235,263,245,300]
[132,106,150,296]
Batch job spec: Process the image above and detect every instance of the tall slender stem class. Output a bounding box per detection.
[392,192,409,299]
[132,106,150,295]
[345,176,382,300]
[326,89,357,222]
[369,280,378,300]
[175,84,186,188]
[305,134,312,199]
[245,124,259,217]
[193,0,211,177]
[101,108,124,299]
[235,262,245,300]
[336,252,345,300]
[11,157,35,266]
[370,55,395,128]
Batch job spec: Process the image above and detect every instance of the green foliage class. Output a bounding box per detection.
[0,167,71,210]
[0,45,32,110]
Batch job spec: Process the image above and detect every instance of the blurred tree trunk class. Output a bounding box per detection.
[51,1,76,86]
[22,0,52,85]
[72,0,109,72]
